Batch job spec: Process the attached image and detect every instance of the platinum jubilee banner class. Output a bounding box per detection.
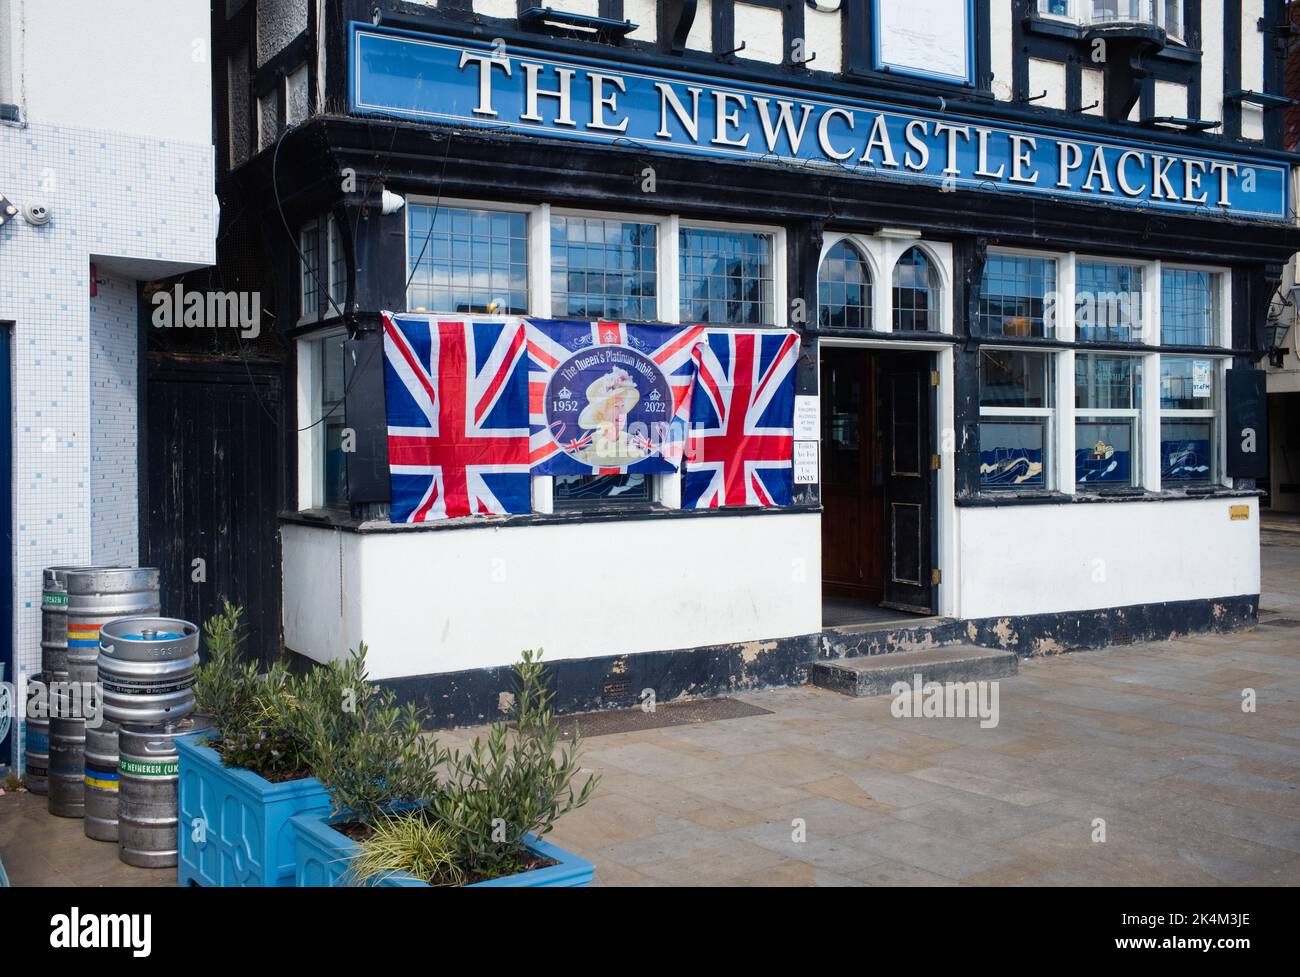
[527,320,706,475]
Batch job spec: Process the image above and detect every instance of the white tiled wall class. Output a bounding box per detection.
[0,121,214,767]
[88,272,139,568]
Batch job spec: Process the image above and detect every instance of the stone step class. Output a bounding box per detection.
[809,644,1018,697]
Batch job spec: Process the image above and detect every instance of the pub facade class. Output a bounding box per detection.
[217,0,1298,721]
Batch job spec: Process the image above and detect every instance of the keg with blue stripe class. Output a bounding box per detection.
[48,716,87,817]
[97,618,199,726]
[23,714,49,795]
[83,720,121,842]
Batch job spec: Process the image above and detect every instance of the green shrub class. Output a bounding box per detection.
[427,649,599,879]
[348,811,463,887]
[296,643,448,826]
[193,601,309,779]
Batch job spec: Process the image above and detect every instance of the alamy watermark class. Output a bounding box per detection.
[151,284,261,339]
[890,673,1000,729]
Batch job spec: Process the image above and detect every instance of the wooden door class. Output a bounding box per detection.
[880,353,935,613]
[820,348,884,603]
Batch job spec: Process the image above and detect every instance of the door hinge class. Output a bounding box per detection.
[931,568,942,586]
[930,453,941,471]
[930,370,940,387]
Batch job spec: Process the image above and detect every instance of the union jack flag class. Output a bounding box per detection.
[684,330,800,508]
[382,313,531,521]
[526,319,705,475]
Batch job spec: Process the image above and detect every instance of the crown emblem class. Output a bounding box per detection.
[648,388,662,401]
[603,329,619,343]
[558,386,571,399]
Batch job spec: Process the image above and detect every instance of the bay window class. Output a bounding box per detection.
[979,349,1054,491]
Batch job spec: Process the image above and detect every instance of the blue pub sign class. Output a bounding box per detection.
[349,24,1289,223]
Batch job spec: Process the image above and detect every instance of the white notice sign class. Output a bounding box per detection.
[794,395,820,441]
[1192,360,1213,398]
[794,441,818,485]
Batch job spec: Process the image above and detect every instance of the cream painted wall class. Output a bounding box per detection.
[1028,59,1067,110]
[10,0,211,143]
[283,513,823,680]
[989,0,1014,100]
[956,497,1260,619]
[1240,0,1265,140]
[1200,0,1225,130]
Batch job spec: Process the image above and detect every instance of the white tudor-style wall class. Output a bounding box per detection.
[283,512,822,680]
[955,496,1260,620]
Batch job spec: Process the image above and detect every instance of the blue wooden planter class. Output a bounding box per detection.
[177,735,332,887]
[290,810,595,887]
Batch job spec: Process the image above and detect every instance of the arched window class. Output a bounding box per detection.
[893,247,939,331]
[818,241,872,330]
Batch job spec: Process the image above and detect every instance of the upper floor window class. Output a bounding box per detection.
[893,247,938,332]
[328,216,346,311]
[1160,268,1220,346]
[819,241,873,330]
[980,254,1058,338]
[551,215,658,322]
[679,227,774,326]
[1037,1,1184,42]
[407,204,529,315]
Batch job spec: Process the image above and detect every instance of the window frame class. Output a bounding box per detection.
[1159,262,1226,349]
[298,219,322,325]
[1074,352,1144,490]
[296,325,350,511]
[327,214,347,312]
[977,346,1057,493]
[1157,352,1222,486]
[818,237,876,332]
[1072,255,1148,345]
[403,196,536,318]
[677,217,787,329]
[979,247,1061,340]
[1035,0,1185,43]
[547,205,671,324]
[817,233,953,335]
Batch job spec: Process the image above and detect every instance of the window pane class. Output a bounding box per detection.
[300,223,319,320]
[979,420,1047,490]
[1039,0,1071,14]
[1076,353,1139,410]
[1076,419,1137,486]
[329,218,346,310]
[1160,268,1217,345]
[979,254,1057,337]
[407,205,529,314]
[552,473,649,506]
[892,246,938,331]
[320,335,348,508]
[550,217,658,321]
[979,349,1051,408]
[1159,356,1215,409]
[680,228,773,325]
[818,241,872,329]
[1075,261,1143,342]
[1160,419,1214,483]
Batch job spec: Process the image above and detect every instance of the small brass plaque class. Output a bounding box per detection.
[1229,504,1250,521]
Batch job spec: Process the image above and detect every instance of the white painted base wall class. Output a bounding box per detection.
[955,497,1260,620]
[282,513,822,680]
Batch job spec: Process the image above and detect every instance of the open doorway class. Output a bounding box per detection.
[820,345,936,627]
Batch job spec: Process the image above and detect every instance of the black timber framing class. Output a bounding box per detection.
[1016,0,1207,125]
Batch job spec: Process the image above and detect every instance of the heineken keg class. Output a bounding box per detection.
[98,618,199,726]
[65,568,160,693]
[24,715,50,795]
[118,716,214,869]
[48,717,87,818]
[84,721,120,842]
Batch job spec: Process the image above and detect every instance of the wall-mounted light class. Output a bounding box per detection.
[380,190,406,216]
[878,227,922,240]
[806,0,843,11]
